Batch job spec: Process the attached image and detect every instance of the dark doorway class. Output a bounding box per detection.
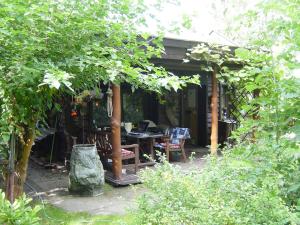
[181,85,198,145]
[180,84,207,146]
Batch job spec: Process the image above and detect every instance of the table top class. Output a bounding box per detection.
[219,119,237,124]
[126,132,164,139]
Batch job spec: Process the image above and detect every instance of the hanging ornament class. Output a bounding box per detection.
[93,83,103,107]
[106,83,113,117]
[71,110,78,118]
[71,96,78,118]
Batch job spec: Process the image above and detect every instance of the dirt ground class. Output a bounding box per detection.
[26,148,208,215]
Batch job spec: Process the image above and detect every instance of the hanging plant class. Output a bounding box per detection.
[75,90,91,104]
[75,87,103,105]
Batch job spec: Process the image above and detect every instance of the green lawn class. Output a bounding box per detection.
[38,204,133,225]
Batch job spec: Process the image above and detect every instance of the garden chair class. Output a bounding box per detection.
[155,128,190,162]
[89,131,139,173]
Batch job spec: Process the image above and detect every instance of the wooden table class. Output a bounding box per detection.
[126,132,163,166]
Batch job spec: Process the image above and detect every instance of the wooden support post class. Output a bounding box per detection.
[210,68,218,155]
[111,84,122,180]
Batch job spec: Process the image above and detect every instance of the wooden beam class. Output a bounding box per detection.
[210,68,218,155]
[111,84,122,180]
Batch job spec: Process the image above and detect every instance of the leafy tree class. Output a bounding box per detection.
[189,0,299,143]
[225,0,300,141]
[0,0,199,197]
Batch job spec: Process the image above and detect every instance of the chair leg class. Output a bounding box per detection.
[166,148,170,162]
[181,147,187,162]
[134,146,139,173]
[134,161,138,173]
[134,156,138,173]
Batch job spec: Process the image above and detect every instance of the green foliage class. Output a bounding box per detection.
[0,191,41,225]
[0,0,199,157]
[188,0,300,134]
[133,0,300,224]
[134,138,299,225]
[188,42,236,72]
[227,0,300,140]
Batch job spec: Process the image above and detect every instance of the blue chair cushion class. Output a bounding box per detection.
[170,128,190,144]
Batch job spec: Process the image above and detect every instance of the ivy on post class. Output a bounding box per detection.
[187,42,258,153]
[187,41,285,152]
[187,43,233,154]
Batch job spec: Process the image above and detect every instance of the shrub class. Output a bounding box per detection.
[133,138,299,225]
[0,190,41,225]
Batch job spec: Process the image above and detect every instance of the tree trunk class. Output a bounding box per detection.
[210,68,218,155]
[13,127,35,198]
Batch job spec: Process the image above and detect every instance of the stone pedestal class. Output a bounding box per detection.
[69,144,104,196]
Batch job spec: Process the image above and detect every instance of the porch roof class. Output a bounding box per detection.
[151,37,241,72]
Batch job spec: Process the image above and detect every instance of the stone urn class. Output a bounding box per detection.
[69,144,104,196]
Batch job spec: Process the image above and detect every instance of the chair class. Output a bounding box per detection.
[88,131,139,173]
[155,128,190,162]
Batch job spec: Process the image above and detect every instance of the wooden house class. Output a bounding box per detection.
[33,37,240,185]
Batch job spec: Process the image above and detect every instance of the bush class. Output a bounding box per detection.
[0,190,41,225]
[133,138,299,225]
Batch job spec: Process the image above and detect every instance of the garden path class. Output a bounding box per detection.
[26,147,208,215]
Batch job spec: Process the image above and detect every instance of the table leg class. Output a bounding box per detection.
[136,139,141,164]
